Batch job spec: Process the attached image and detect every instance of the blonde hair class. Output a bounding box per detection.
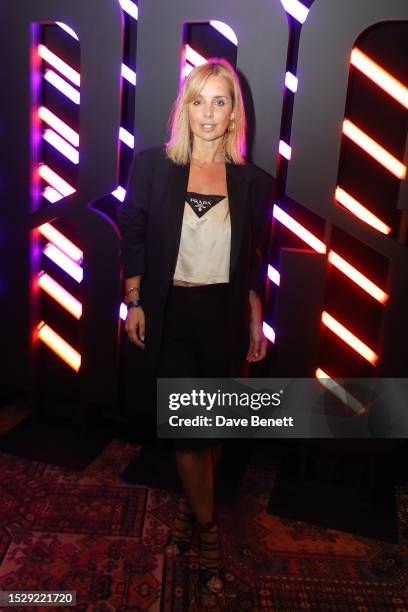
[166,58,246,165]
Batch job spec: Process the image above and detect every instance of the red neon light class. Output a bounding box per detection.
[321,311,378,365]
[335,187,391,235]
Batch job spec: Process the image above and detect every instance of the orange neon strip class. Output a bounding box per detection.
[38,223,83,263]
[335,187,391,235]
[321,311,378,365]
[328,250,388,304]
[351,48,408,110]
[315,368,365,415]
[37,322,81,371]
[273,205,327,254]
[343,120,406,179]
[38,273,82,319]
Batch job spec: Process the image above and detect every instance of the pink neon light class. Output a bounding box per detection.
[209,21,238,45]
[335,187,391,235]
[263,322,276,344]
[38,44,80,87]
[43,244,83,282]
[343,119,406,179]
[185,45,207,67]
[119,127,135,149]
[38,321,81,371]
[279,140,292,160]
[183,63,194,78]
[38,107,79,147]
[43,129,79,164]
[38,223,83,263]
[285,71,298,92]
[56,22,79,40]
[280,0,309,23]
[315,368,365,414]
[112,186,127,202]
[38,164,76,197]
[328,250,388,304]
[268,265,281,286]
[119,0,138,20]
[351,48,408,110]
[43,186,64,203]
[44,70,80,105]
[273,205,327,254]
[321,311,378,365]
[121,64,137,85]
[38,272,82,319]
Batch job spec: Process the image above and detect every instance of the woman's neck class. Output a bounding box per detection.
[191,138,224,165]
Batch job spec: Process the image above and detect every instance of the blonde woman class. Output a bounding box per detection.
[118,58,272,594]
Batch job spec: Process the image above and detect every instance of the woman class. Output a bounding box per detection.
[117,58,272,594]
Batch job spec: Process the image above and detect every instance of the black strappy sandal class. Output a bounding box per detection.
[198,521,224,594]
[165,496,195,557]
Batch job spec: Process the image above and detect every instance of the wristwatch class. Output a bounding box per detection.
[127,299,141,309]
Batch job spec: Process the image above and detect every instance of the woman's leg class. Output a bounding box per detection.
[175,447,214,525]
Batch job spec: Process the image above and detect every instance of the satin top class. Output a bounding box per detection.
[173,191,231,284]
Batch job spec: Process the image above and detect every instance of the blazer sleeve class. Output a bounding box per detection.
[116,149,153,279]
[249,170,274,300]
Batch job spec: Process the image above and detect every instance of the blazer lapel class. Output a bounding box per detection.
[165,160,190,272]
[227,162,248,281]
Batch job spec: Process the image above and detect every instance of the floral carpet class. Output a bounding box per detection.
[0,406,407,611]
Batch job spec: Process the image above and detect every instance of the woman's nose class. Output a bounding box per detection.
[203,104,213,117]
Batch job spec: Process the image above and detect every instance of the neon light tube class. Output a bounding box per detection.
[38,44,80,87]
[280,0,309,23]
[56,22,79,41]
[335,187,391,235]
[268,265,281,286]
[43,129,79,164]
[185,45,207,67]
[121,64,137,86]
[321,311,378,365]
[43,244,83,283]
[328,250,388,304]
[285,71,298,93]
[343,120,406,179]
[38,272,82,319]
[209,21,238,46]
[112,186,127,202]
[38,322,81,372]
[38,165,76,197]
[279,140,292,160]
[38,107,79,147]
[273,205,327,254]
[263,321,276,344]
[183,63,194,78]
[119,0,138,20]
[120,303,127,321]
[351,48,408,110]
[38,223,83,263]
[44,70,80,105]
[315,368,365,415]
[119,127,135,149]
[43,186,64,203]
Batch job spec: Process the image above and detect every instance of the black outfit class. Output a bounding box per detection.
[117,146,273,446]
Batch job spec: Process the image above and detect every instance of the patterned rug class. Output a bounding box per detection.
[0,406,407,611]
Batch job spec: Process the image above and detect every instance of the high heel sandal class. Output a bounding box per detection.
[165,496,195,557]
[198,521,224,594]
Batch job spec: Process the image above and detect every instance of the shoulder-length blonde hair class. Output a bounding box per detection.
[166,58,246,165]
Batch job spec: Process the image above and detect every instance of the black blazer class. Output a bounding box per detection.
[117,146,274,370]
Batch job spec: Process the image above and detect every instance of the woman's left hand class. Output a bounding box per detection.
[246,321,268,363]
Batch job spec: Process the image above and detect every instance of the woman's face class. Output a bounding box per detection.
[188,75,235,145]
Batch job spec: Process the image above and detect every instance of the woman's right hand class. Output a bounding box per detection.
[125,307,145,349]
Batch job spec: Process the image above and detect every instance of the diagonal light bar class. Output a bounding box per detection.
[315,368,366,415]
[321,311,378,365]
[263,322,276,344]
[285,71,298,92]
[121,64,137,86]
[43,244,83,283]
[185,45,207,67]
[43,129,79,164]
[343,119,406,179]
[351,48,408,110]
[44,70,80,104]
[38,272,82,319]
[38,44,80,87]
[43,186,64,204]
[38,322,81,372]
[273,205,327,254]
[183,62,194,78]
[209,21,238,45]
[328,250,388,304]
[39,223,83,263]
[112,186,127,202]
[119,0,138,19]
[280,0,309,23]
[119,127,135,149]
[335,187,391,235]
[120,303,128,321]
[56,22,79,40]
[268,265,281,286]
[279,140,292,160]
[38,107,79,147]
[38,164,76,197]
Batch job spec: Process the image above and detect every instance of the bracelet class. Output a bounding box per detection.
[127,299,141,309]
[126,287,140,296]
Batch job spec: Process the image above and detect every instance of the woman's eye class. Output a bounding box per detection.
[193,100,201,106]
[215,99,225,106]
